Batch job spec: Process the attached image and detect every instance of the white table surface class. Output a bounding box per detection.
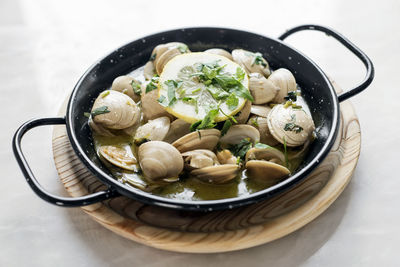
[1,0,398,266]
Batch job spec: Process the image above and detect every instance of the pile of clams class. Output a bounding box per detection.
[86,42,316,198]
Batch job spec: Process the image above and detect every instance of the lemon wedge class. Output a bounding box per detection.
[158,52,250,123]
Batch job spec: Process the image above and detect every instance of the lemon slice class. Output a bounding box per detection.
[158,52,250,123]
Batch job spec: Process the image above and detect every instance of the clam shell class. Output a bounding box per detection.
[172,129,221,153]
[191,164,239,184]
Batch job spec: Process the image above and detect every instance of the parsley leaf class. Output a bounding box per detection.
[236,67,245,82]
[221,119,232,136]
[284,91,299,102]
[226,94,239,110]
[207,85,229,100]
[177,44,189,53]
[229,138,253,160]
[252,52,267,67]
[131,80,142,95]
[157,95,168,106]
[190,108,219,131]
[86,106,110,118]
[164,80,179,106]
[145,76,159,93]
[283,114,303,133]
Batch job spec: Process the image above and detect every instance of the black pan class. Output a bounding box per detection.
[13,25,374,211]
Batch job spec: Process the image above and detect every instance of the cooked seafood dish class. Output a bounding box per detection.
[84,42,316,201]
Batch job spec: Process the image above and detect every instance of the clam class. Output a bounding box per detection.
[216,149,238,165]
[219,125,260,146]
[245,145,285,165]
[141,89,174,121]
[111,75,141,102]
[182,149,219,171]
[143,61,156,80]
[163,119,191,143]
[151,42,190,75]
[245,160,290,183]
[269,68,297,103]
[267,104,315,147]
[234,100,252,124]
[88,117,116,137]
[134,116,170,144]
[232,49,270,77]
[204,48,233,60]
[172,129,221,153]
[250,105,272,118]
[91,90,140,130]
[99,145,137,171]
[138,141,184,181]
[191,164,239,184]
[249,73,278,104]
[247,115,279,146]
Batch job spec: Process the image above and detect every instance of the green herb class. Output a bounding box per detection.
[252,52,267,67]
[284,91,299,102]
[284,122,303,133]
[145,76,159,93]
[177,44,189,53]
[150,53,156,61]
[236,67,245,82]
[101,91,110,98]
[164,80,181,106]
[283,114,303,133]
[283,137,289,168]
[229,138,253,160]
[226,94,239,110]
[250,117,259,127]
[131,80,142,95]
[190,108,219,131]
[191,88,201,94]
[207,85,229,100]
[191,62,254,102]
[221,119,232,136]
[157,95,168,106]
[85,106,110,118]
[182,97,199,113]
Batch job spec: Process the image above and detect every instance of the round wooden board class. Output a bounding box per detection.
[52,80,361,253]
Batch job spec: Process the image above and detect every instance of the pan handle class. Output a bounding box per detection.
[12,117,118,207]
[278,24,374,102]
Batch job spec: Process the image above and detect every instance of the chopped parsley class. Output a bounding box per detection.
[226,93,239,110]
[189,108,219,131]
[284,91,299,102]
[250,117,259,127]
[84,105,110,118]
[145,75,159,93]
[229,138,253,160]
[164,80,180,106]
[252,52,267,67]
[182,97,199,113]
[283,137,289,167]
[149,53,156,61]
[254,142,271,149]
[236,67,245,82]
[177,44,189,53]
[221,119,232,136]
[284,114,303,133]
[131,80,142,95]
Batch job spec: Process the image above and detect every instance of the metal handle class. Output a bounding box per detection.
[12,117,117,207]
[278,24,374,102]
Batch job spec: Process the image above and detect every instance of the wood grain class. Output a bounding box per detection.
[51,81,360,252]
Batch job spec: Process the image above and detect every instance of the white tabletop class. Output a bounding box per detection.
[1,0,398,266]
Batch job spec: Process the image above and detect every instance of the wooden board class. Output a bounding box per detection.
[52,80,361,253]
